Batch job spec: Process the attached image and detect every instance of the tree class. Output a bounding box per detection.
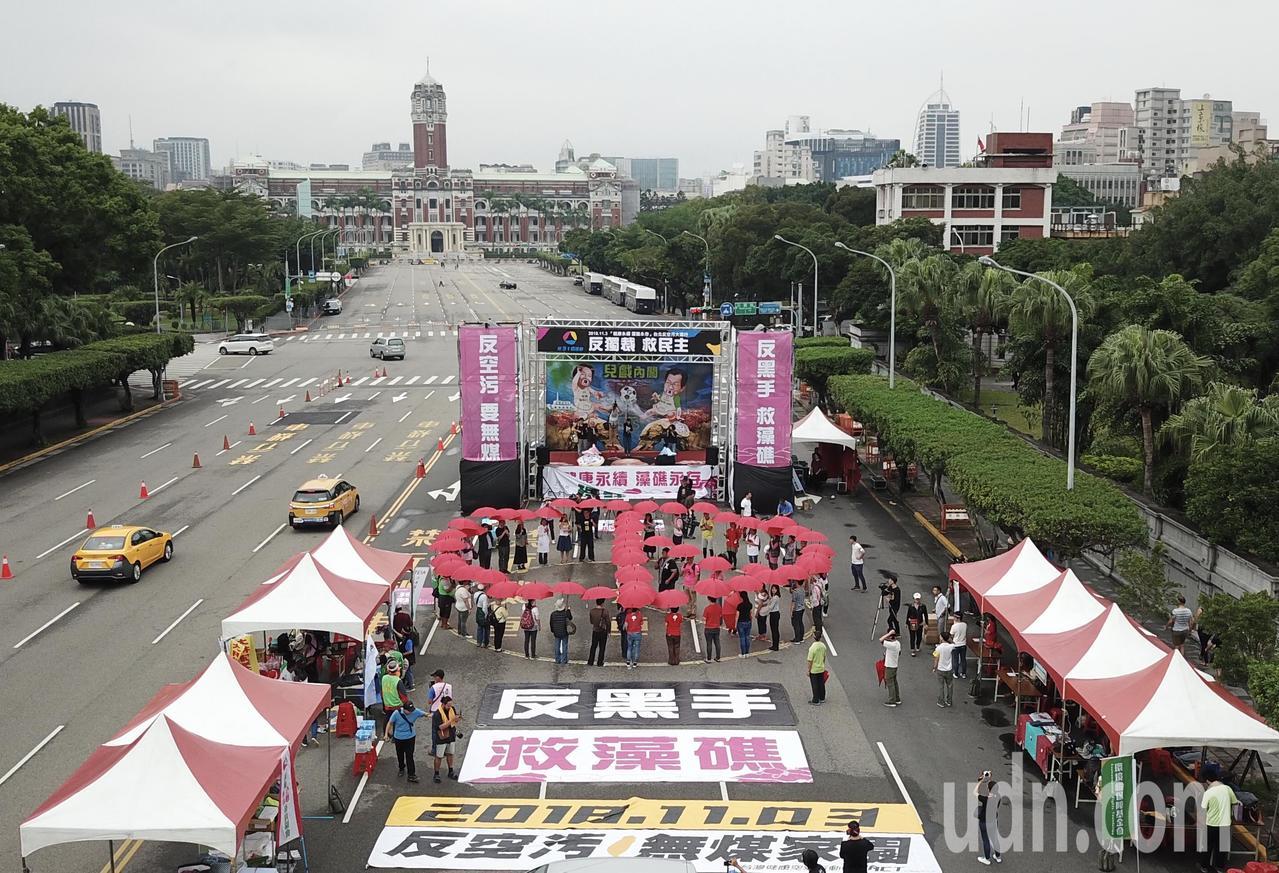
[1185,438,1279,563]
[885,150,921,168]
[952,262,1013,408]
[824,187,876,226]
[1112,544,1179,623]
[1161,382,1279,461]
[0,225,59,356]
[1088,325,1211,496]
[1196,592,1279,685]
[794,346,874,408]
[207,295,271,332]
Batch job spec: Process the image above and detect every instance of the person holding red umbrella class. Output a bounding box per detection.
[623,606,644,669]
[724,522,741,568]
[665,607,684,665]
[702,597,723,662]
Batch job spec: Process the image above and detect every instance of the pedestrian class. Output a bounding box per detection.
[615,604,628,663]
[520,599,540,659]
[391,605,412,650]
[1201,774,1238,873]
[671,512,684,546]
[434,574,455,630]
[682,512,697,550]
[810,575,826,638]
[777,496,794,518]
[623,606,644,669]
[380,659,409,730]
[782,535,799,565]
[745,528,761,564]
[725,523,741,568]
[767,584,783,650]
[951,611,969,680]
[578,513,596,562]
[700,513,716,558]
[840,820,876,873]
[880,630,902,706]
[884,574,902,633]
[642,513,657,559]
[556,516,573,564]
[495,521,511,572]
[477,523,494,570]
[765,536,781,570]
[665,607,684,665]
[454,580,472,637]
[430,694,461,784]
[588,598,610,666]
[849,535,867,591]
[489,598,508,651]
[1166,594,1194,653]
[425,668,453,713]
[621,416,635,455]
[806,634,828,705]
[790,581,807,643]
[474,586,491,648]
[549,597,573,664]
[659,550,679,591]
[906,593,927,656]
[974,770,1001,865]
[384,700,427,783]
[398,620,419,691]
[736,592,754,658]
[754,586,771,640]
[513,521,528,571]
[536,519,551,566]
[703,597,723,662]
[933,632,956,707]
[740,491,753,517]
[932,584,950,628]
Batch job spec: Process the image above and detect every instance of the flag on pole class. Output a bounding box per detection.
[977,137,986,153]
[277,750,303,845]
[363,635,380,708]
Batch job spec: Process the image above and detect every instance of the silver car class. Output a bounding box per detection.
[370,336,406,360]
[218,333,275,355]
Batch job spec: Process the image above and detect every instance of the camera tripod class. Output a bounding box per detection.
[870,586,901,640]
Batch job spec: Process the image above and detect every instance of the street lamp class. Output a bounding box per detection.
[949,228,966,254]
[153,236,198,335]
[979,255,1079,491]
[773,235,818,337]
[641,228,672,312]
[682,230,711,308]
[834,242,897,389]
[297,229,328,284]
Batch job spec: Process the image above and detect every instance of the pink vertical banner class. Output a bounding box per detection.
[734,331,792,467]
[459,325,519,462]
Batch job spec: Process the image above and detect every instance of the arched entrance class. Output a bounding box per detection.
[430,231,444,253]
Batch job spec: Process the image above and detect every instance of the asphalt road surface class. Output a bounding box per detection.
[1,261,1178,873]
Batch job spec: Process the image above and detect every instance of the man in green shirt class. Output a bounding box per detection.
[807,638,828,705]
[1202,776,1237,873]
[380,659,410,730]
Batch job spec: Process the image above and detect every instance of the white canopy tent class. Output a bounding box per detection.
[790,406,858,449]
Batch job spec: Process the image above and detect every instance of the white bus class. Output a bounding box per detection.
[584,272,604,296]
[602,275,627,306]
[623,282,658,314]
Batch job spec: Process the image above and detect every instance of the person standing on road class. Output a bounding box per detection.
[974,770,1002,865]
[556,516,573,564]
[790,582,807,643]
[578,513,596,562]
[950,612,969,680]
[806,635,828,705]
[477,523,494,570]
[700,513,716,558]
[932,584,950,628]
[725,523,741,568]
[615,604,628,663]
[884,574,902,633]
[735,592,754,658]
[665,607,684,665]
[536,519,551,567]
[384,700,427,783]
[430,695,461,784]
[520,600,541,659]
[840,820,876,873]
[380,659,410,730]
[740,491,753,517]
[623,606,644,669]
[933,632,956,707]
[425,668,453,714]
[906,593,928,656]
[434,575,455,630]
[880,630,902,706]
[849,536,867,591]
[494,521,511,573]
[810,575,826,638]
[588,598,610,666]
[754,586,771,640]
[642,513,657,559]
[474,586,491,648]
[489,598,508,652]
[703,597,723,662]
[549,597,573,664]
[745,528,761,564]
[1166,594,1194,653]
[1201,774,1238,873]
[513,522,528,572]
[453,581,472,637]
[767,585,783,650]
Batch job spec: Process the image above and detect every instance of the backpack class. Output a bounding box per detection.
[520,608,536,630]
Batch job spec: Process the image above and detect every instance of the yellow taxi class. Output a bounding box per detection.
[289,478,360,529]
[71,525,173,584]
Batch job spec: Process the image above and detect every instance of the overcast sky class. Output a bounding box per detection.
[5,0,1272,178]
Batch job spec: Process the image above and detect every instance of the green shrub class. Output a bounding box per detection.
[796,346,875,407]
[1082,454,1143,484]
[1112,545,1178,621]
[795,336,850,348]
[1248,662,1279,728]
[1199,592,1279,685]
[1185,439,1279,563]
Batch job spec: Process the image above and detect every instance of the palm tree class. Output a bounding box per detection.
[896,253,956,362]
[875,237,928,271]
[1008,269,1092,445]
[952,262,1014,409]
[1088,325,1212,496]
[885,149,922,168]
[1161,382,1279,461]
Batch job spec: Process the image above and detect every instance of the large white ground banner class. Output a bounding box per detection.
[458,729,811,784]
[542,465,715,499]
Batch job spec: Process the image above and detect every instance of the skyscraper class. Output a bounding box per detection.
[51,101,102,153]
[153,137,212,181]
[913,88,960,168]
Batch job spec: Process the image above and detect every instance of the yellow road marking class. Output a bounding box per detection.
[365,430,458,544]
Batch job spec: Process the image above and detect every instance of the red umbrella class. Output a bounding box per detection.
[765,517,796,535]
[605,499,632,511]
[633,500,660,514]
[691,501,719,515]
[669,543,700,559]
[743,563,772,577]
[616,586,655,609]
[429,540,464,553]
[793,529,827,542]
[582,585,617,600]
[488,579,520,599]
[431,554,465,572]
[615,566,651,584]
[654,589,688,609]
[731,575,763,592]
[660,500,687,515]
[644,535,674,548]
[578,498,605,509]
[735,517,761,530]
[450,564,476,582]
[612,549,649,567]
[550,498,578,509]
[536,506,563,521]
[807,543,836,558]
[695,578,734,599]
[478,568,507,585]
[449,518,483,535]
[553,581,586,596]
[518,581,554,600]
[714,511,740,524]
[782,564,809,581]
[699,556,732,573]
[469,506,497,518]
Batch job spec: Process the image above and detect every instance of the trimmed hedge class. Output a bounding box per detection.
[828,374,1147,556]
[795,336,851,348]
[1081,454,1143,485]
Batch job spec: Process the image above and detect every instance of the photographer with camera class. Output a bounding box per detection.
[975,769,1002,864]
[879,575,901,632]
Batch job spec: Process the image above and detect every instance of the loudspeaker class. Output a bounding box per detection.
[535,445,550,465]
[706,445,719,466]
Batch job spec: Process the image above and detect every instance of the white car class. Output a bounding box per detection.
[218,333,275,356]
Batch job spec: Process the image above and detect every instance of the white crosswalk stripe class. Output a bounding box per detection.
[280,377,299,387]
[389,376,403,385]
[206,379,230,390]
[298,378,315,387]
[244,378,264,388]
[424,375,438,384]
[363,332,371,338]
[371,377,386,386]
[324,334,334,340]
[352,376,369,386]
[441,374,455,384]
[405,376,420,385]
[184,379,214,390]
[227,379,247,389]
[263,378,282,387]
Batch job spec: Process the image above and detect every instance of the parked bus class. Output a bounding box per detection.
[624,282,658,314]
[602,275,627,306]
[585,272,604,296]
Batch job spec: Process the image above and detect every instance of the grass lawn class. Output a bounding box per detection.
[956,385,1042,440]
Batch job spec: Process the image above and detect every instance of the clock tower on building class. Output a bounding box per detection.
[411,67,448,170]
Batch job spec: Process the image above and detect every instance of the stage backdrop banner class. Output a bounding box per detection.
[459,326,519,462]
[458,729,811,784]
[735,331,793,468]
[542,465,714,500]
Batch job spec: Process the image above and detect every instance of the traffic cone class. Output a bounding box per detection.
[139,481,150,499]
[248,421,257,436]
[344,373,350,386]
[450,421,458,435]
[222,434,231,451]
[192,452,202,469]
[305,390,312,402]
[1,556,12,580]
[369,513,379,537]
[437,437,445,451]
[86,509,96,530]
[278,406,287,419]
[415,457,426,478]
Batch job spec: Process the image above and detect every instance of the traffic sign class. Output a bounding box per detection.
[285,299,294,313]
[719,302,734,318]
[759,302,781,315]
[733,302,758,316]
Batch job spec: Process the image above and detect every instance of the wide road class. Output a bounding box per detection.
[0,260,625,872]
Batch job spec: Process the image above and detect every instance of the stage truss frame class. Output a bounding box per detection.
[522,318,735,499]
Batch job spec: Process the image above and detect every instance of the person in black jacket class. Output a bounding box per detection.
[476,523,494,570]
[906,592,928,656]
[494,522,511,573]
[883,574,902,633]
[840,820,875,873]
[578,514,596,562]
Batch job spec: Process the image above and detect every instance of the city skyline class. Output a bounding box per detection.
[6,0,1274,176]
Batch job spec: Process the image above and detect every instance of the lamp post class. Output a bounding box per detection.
[950,228,966,254]
[641,228,672,312]
[773,234,817,336]
[682,230,711,308]
[835,241,897,389]
[297,229,327,285]
[153,236,198,335]
[980,255,1079,491]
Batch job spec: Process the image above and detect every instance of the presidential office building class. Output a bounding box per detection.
[232,69,638,255]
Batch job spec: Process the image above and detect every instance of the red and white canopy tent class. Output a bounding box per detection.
[309,525,412,586]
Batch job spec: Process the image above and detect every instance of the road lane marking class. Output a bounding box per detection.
[876,741,917,810]
[54,480,95,501]
[35,529,90,560]
[289,438,313,455]
[339,333,347,339]
[252,522,288,553]
[281,377,299,387]
[364,437,384,453]
[239,357,255,369]
[244,378,264,388]
[405,375,420,385]
[150,475,180,496]
[263,378,282,387]
[719,781,729,802]
[441,374,455,383]
[690,619,702,655]
[298,378,315,387]
[172,525,190,537]
[342,739,383,824]
[424,376,437,384]
[231,474,261,496]
[227,379,247,389]
[104,839,142,873]
[184,379,213,390]
[217,440,242,456]
[0,725,65,787]
[204,414,228,428]
[371,377,386,385]
[151,599,204,644]
[14,603,81,649]
[139,442,172,459]
[822,628,839,657]
[423,390,434,400]
[206,379,230,390]
[352,377,369,386]
[389,376,403,385]
[398,410,413,423]
[334,410,354,425]
[252,394,269,404]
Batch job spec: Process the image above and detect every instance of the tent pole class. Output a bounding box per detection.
[21,854,31,873]
[108,841,118,873]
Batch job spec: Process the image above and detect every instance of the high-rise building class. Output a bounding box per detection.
[555,140,576,173]
[603,157,678,192]
[153,137,211,181]
[793,130,900,182]
[113,148,173,189]
[411,69,448,170]
[913,89,961,168]
[51,101,102,153]
[1135,87,1233,179]
[754,116,814,180]
[1055,102,1137,165]
[362,142,414,171]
